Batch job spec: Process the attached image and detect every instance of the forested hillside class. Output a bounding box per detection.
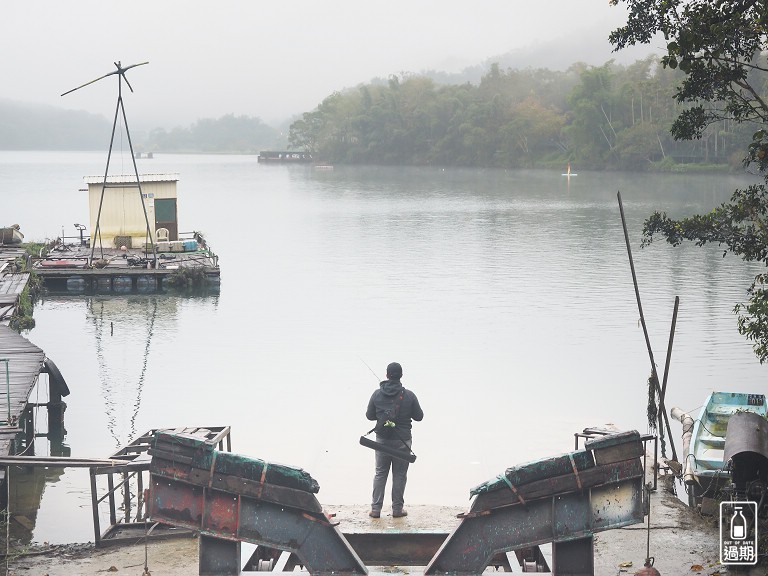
[289,57,757,170]
[144,114,284,153]
[4,55,760,169]
[0,100,285,153]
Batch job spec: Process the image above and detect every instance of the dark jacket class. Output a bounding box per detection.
[366,379,423,440]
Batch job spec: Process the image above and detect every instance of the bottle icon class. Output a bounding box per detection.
[731,506,747,540]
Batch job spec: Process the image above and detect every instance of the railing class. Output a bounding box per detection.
[0,359,9,425]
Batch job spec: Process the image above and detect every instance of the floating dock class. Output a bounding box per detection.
[0,326,44,461]
[0,325,69,489]
[0,245,30,325]
[33,232,219,295]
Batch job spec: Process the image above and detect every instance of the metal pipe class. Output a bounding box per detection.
[659,296,680,461]
[671,407,695,485]
[2,359,9,424]
[617,191,674,443]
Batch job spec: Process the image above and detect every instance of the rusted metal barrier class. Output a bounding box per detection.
[425,430,646,575]
[89,426,230,547]
[148,430,366,575]
[148,429,645,575]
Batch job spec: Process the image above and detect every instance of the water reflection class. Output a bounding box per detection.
[6,466,65,545]
[13,158,768,546]
[3,421,70,546]
[88,297,171,447]
[14,294,219,545]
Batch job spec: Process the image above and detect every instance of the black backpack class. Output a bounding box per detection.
[375,388,405,439]
[360,388,417,463]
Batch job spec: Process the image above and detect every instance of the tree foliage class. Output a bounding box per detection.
[610,0,768,162]
[146,114,284,153]
[288,57,754,169]
[611,0,768,361]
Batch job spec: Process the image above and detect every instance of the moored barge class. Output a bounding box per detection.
[33,173,220,295]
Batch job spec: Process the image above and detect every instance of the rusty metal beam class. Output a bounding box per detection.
[425,480,643,575]
[344,532,448,565]
[199,534,240,576]
[150,476,367,574]
[552,536,593,575]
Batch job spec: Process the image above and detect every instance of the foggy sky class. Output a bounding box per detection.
[2,1,655,129]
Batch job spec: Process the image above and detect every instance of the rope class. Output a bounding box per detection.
[256,463,269,499]
[498,474,526,505]
[568,454,583,490]
[647,372,658,432]
[142,516,150,576]
[207,450,218,489]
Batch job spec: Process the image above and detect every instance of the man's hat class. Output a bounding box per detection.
[386,362,403,379]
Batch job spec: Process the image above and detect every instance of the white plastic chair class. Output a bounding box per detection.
[156,228,169,242]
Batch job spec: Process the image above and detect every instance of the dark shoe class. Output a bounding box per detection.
[392,510,408,518]
[368,510,380,518]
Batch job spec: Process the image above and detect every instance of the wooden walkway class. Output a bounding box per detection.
[0,246,29,324]
[0,325,45,458]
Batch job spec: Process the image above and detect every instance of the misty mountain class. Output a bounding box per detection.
[418,33,660,86]
[145,114,286,153]
[0,99,110,150]
[1,33,660,153]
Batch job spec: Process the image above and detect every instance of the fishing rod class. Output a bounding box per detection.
[358,356,381,382]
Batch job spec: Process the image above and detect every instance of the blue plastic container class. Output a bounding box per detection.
[66,276,86,294]
[137,275,157,294]
[113,276,132,294]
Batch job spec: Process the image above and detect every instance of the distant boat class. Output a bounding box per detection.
[562,162,577,177]
[0,225,23,245]
[257,150,312,163]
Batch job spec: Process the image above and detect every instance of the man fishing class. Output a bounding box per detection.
[365,362,423,518]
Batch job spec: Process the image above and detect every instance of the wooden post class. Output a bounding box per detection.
[107,473,117,526]
[47,381,64,440]
[617,191,673,445]
[136,471,144,522]
[659,296,680,462]
[43,359,69,440]
[90,468,102,545]
[122,471,130,524]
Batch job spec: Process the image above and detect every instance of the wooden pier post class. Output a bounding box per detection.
[42,359,69,440]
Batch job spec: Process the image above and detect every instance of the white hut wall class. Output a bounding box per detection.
[88,180,178,247]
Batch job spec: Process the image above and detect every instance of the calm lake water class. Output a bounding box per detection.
[3,151,767,544]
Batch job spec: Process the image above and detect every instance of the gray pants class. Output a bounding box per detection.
[371,436,412,513]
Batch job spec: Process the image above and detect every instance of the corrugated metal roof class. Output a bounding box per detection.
[83,173,179,184]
